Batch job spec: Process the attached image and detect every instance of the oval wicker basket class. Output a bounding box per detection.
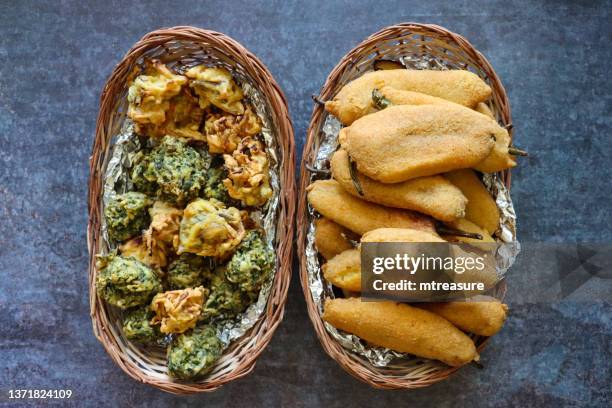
[298,23,513,389]
[88,26,295,394]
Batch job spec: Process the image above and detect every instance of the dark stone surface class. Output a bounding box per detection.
[0,0,610,407]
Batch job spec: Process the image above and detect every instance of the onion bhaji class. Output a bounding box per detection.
[223,137,272,207]
[150,287,208,334]
[95,253,162,309]
[167,326,223,379]
[127,60,187,135]
[143,201,182,255]
[185,66,245,115]
[131,136,207,205]
[226,230,274,295]
[119,235,167,270]
[104,192,152,243]
[178,198,245,259]
[122,307,161,344]
[204,107,261,154]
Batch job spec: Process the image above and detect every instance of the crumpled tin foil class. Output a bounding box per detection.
[305,58,521,367]
[99,74,280,353]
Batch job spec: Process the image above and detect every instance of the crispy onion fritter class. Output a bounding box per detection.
[185,66,245,115]
[223,137,272,206]
[127,60,187,134]
[204,107,261,154]
[150,287,208,334]
[178,198,245,259]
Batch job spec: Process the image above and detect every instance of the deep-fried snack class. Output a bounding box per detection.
[104,192,152,243]
[223,137,272,206]
[95,253,162,309]
[440,221,499,291]
[361,227,446,243]
[417,297,508,336]
[205,107,262,154]
[443,218,495,244]
[143,201,182,257]
[127,60,187,134]
[444,169,500,234]
[120,235,168,269]
[178,198,245,259]
[372,88,517,173]
[314,217,355,260]
[167,253,213,290]
[375,85,452,108]
[325,69,491,125]
[185,66,245,115]
[475,102,495,119]
[130,136,207,205]
[473,125,516,173]
[331,149,467,221]
[150,287,207,334]
[323,298,478,366]
[306,180,436,235]
[203,166,233,203]
[324,228,444,292]
[167,326,223,379]
[202,267,250,320]
[226,231,275,295]
[122,307,161,344]
[339,105,496,182]
[163,89,206,141]
[322,249,361,292]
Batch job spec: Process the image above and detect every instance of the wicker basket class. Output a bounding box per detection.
[88,26,295,394]
[297,23,513,389]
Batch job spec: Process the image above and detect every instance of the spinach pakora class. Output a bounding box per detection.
[167,326,223,379]
[122,307,161,344]
[226,231,274,295]
[131,136,207,205]
[166,253,213,290]
[96,253,162,309]
[104,192,152,242]
[202,267,251,321]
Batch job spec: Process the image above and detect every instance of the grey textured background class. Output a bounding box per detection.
[0,0,611,407]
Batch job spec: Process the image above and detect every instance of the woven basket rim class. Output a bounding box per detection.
[297,22,513,390]
[87,26,295,394]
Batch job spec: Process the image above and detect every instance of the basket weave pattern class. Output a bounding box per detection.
[88,26,295,394]
[297,23,513,389]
